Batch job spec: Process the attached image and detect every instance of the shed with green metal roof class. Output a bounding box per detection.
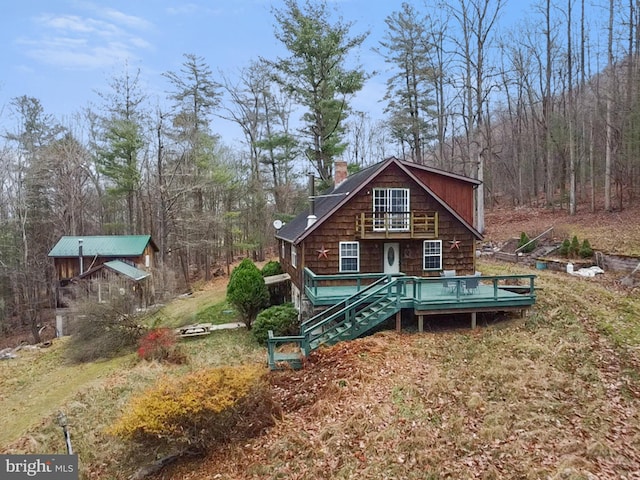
[48,235,158,282]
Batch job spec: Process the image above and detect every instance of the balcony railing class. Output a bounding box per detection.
[355,211,438,239]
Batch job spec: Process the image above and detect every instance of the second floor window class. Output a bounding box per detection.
[373,188,410,231]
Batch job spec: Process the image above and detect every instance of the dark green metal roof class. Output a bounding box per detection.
[48,235,154,257]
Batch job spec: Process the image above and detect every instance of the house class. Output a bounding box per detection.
[268,157,536,369]
[48,235,158,308]
[276,157,483,315]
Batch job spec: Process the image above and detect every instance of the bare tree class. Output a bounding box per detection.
[4,96,66,343]
[605,0,614,211]
[446,0,505,233]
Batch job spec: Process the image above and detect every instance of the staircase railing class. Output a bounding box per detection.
[303,276,404,351]
[515,226,554,254]
[267,272,537,369]
[300,274,390,332]
[268,275,405,369]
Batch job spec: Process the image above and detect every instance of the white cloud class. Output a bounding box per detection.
[166,3,200,15]
[164,1,228,17]
[99,7,152,30]
[19,6,153,70]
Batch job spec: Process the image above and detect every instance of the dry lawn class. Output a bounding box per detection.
[158,260,640,480]
[3,207,640,479]
[154,205,640,480]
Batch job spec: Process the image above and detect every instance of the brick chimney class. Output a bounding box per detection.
[334,160,348,186]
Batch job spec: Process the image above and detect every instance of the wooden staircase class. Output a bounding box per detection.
[267,276,404,370]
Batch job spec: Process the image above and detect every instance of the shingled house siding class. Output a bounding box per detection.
[302,163,477,278]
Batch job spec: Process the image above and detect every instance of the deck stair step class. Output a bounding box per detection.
[268,276,402,370]
[269,351,303,370]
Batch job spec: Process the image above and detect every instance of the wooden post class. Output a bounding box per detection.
[418,314,424,333]
[471,311,477,329]
[56,314,64,337]
[395,311,402,332]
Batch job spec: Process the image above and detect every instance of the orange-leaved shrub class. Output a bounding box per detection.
[137,327,186,364]
[107,365,279,452]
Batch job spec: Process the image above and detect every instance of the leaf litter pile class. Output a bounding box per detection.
[159,265,640,480]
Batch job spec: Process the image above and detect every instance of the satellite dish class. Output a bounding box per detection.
[273,219,283,230]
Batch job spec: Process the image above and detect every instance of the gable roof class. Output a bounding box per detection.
[275,157,482,245]
[79,260,150,281]
[48,235,157,258]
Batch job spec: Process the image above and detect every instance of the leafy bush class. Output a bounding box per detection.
[107,365,279,452]
[137,328,186,364]
[252,303,299,345]
[261,261,283,277]
[517,232,537,253]
[579,239,594,258]
[227,259,269,330]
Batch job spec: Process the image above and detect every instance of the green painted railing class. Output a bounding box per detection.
[268,271,537,369]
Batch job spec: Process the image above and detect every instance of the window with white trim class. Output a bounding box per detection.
[373,188,410,231]
[423,240,442,270]
[291,245,297,269]
[339,241,360,272]
[281,240,285,260]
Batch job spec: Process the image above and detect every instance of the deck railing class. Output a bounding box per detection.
[270,271,536,369]
[304,268,536,305]
[355,211,438,239]
[303,268,390,302]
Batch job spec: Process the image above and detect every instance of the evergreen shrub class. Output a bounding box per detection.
[579,239,594,258]
[261,261,283,277]
[252,303,299,345]
[570,236,580,257]
[518,232,537,253]
[227,259,269,330]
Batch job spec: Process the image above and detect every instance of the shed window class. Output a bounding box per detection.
[423,240,442,270]
[373,188,410,231]
[340,241,360,272]
[291,245,297,269]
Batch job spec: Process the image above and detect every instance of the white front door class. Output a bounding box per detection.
[383,243,400,274]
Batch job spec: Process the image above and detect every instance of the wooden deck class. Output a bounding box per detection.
[269,271,537,369]
[304,269,536,316]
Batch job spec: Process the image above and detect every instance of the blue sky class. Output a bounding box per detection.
[1,0,549,145]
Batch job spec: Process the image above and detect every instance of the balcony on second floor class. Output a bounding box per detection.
[354,211,439,239]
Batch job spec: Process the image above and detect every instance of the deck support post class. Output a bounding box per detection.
[418,314,424,333]
[471,311,477,329]
[395,311,401,332]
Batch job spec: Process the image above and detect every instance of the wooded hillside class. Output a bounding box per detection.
[2,0,639,343]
